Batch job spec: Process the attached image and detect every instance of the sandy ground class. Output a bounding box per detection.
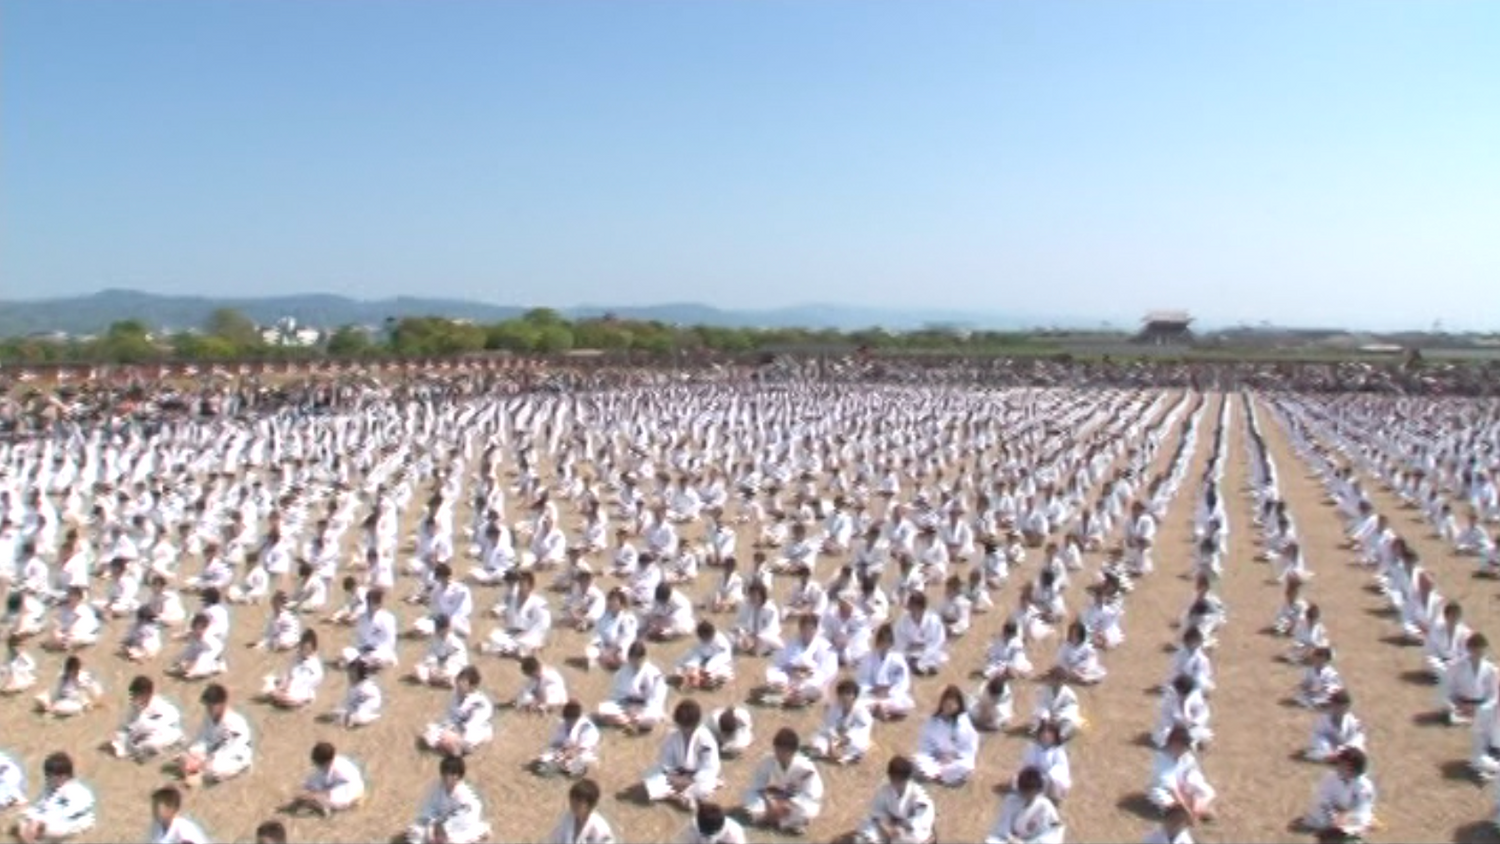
[1,390,1493,843]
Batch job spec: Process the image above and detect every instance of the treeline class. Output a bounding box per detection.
[0,307,1061,364]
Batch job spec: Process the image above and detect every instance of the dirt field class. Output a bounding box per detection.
[1,390,1493,843]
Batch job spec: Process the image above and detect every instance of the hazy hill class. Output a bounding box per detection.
[0,289,1052,336]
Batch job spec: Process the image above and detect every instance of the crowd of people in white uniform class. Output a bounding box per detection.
[0,360,1494,843]
[1265,393,1500,829]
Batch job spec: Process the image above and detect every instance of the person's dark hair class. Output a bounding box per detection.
[311,742,336,766]
[568,777,601,809]
[887,755,914,781]
[696,802,727,836]
[772,728,800,752]
[1015,766,1044,794]
[673,698,703,728]
[42,752,73,779]
[151,786,183,811]
[254,820,288,844]
[200,683,229,706]
[439,754,466,779]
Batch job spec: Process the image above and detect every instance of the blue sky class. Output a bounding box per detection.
[2,1,1497,330]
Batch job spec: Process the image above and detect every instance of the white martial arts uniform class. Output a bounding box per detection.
[856,780,935,844]
[303,754,366,810]
[643,725,722,803]
[422,689,495,753]
[742,752,824,831]
[535,715,602,777]
[21,778,96,840]
[548,809,616,844]
[913,713,980,785]
[986,793,1064,844]
[113,695,185,759]
[187,707,255,780]
[406,780,490,844]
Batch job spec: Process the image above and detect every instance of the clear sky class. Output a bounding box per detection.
[3,1,1497,330]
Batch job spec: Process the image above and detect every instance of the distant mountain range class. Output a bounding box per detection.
[0,289,1072,337]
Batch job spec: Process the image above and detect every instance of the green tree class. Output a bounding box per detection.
[326,325,375,357]
[93,320,162,363]
[534,325,575,354]
[391,317,486,356]
[171,333,238,360]
[521,307,565,326]
[205,308,263,350]
[485,321,540,352]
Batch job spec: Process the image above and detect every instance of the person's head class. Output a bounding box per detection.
[673,698,703,732]
[606,587,627,612]
[561,699,583,724]
[456,665,480,694]
[772,727,800,765]
[254,821,288,844]
[695,620,717,643]
[1015,766,1045,800]
[200,683,229,719]
[936,684,965,719]
[886,754,915,787]
[128,674,155,705]
[151,786,183,824]
[627,641,647,666]
[1304,602,1324,624]
[695,802,727,837]
[520,656,541,678]
[1036,719,1061,747]
[439,753,466,790]
[347,659,372,684]
[874,622,895,651]
[1067,620,1088,645]
[1471,633,1490,659]
[836,678,860,706]
[568,777,601,818]
[716,707,743,738]
[985,674,1009,699]
[58,653,83,679]
[797,613,818,643]
[1183,626,1204,650]
[1311,646,1334,666]
[1335,747,1368,780]
[311,741,336,770]
[1328,689,1352,715]
[907,591,930,617]
[42,751,73,784]
[187,611,212,638]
